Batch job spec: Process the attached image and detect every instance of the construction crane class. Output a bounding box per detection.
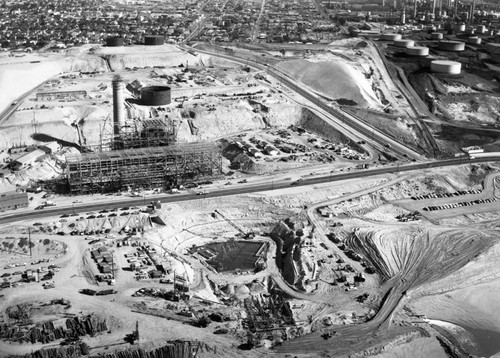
[213,209,254,239]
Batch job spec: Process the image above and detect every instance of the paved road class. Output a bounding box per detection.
[0,155,493,226]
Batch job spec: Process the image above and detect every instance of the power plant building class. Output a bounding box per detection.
[65,143,222,194]
[9,149,46,170]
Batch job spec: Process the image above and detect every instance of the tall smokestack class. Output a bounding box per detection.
[112,75,125,136]
[469,0,476,24]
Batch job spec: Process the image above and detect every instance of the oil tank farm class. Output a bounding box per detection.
[106,37,124,47]
[144,35,164,46]
[65,143,222,194]
[141,86,171,106]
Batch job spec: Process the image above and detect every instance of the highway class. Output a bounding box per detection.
[0,155,493,226]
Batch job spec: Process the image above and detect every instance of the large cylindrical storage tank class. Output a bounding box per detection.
[381,33,402,41]
[144,35,165,46]
[455,24,466,32]
[467,36,481,45]
[476,25,486,34]
[487,43,500,54]
[426,25,437,32]
[431,32,443,40]
[393,39,415,48]
[112,76,125,136]
[431,60,461,75]
[465,27,475,35]
[106,37,124,47]
[439,40,465,51]
[406,46,429,56]
[141,86,171,106]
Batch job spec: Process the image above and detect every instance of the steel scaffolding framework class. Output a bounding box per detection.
[66,143,222,195]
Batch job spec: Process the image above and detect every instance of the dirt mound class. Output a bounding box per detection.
[347,227,496,288]
[298,107,366,154]
[275,59,381,108]
[270,219,315,292]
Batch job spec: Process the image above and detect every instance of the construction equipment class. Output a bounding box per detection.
[213,209,254,239]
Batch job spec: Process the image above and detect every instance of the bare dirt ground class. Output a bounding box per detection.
[3,165,500,357]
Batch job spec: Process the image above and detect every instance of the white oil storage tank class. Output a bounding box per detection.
[467,36,481,45]
[393,39,415,48]
[431,60,462,75]
[439,40,465,51]
[476,25,487,34]
[381,33,402,41]
[406,46,430,56]
[431,32,443,40]
[465,27,475,35]
[455,24,466,32]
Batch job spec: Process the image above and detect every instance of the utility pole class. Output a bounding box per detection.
[28,227,32,257]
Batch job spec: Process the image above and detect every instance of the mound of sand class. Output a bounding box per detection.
[275,59,381,108]
[348,227,495,285]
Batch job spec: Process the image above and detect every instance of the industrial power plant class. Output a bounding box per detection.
[63,75,221,194]
[3,0,500,358]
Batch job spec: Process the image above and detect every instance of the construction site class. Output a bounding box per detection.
[61,75,223,195]
[4,1,500,356]
[66,143,222,194]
